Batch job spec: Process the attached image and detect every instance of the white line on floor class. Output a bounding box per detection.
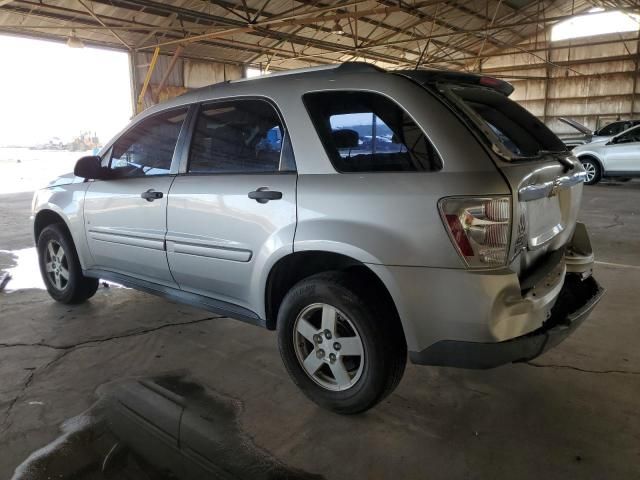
[595,261,640,270]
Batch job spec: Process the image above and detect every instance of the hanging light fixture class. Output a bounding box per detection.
[331,20,345,35]
[67,30,85,48]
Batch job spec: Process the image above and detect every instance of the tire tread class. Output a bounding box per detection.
[37,223,99,304]
[277,270,406,414]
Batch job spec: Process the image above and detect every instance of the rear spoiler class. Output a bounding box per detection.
[397,70,514,96]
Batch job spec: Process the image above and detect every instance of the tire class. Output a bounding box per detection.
[37,224,99,304]
[277,271,406,414]
[580,158,602,185]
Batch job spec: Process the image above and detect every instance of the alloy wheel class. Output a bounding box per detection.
[293,303,365,391]
[44,240,69,291]
[582,161,596,183]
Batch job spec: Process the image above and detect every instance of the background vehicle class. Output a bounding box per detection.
[573,124,640,184]
[31,63,603,414]
[558,117,640,149]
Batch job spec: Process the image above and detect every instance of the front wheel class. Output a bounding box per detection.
[581,158,602,185]
[37,224,99,304]
[277,272,406,414]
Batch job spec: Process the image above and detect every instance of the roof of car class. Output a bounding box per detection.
[136,62,512,122]
[183,62,514,98]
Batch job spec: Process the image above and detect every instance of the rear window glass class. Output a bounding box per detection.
[439,84,566,157]
[303,91,442,172]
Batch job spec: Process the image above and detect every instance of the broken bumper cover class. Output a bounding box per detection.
[409,274,604,369]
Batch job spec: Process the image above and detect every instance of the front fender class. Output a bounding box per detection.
[32,184,93,269]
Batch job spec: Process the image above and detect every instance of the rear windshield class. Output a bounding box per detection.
[436,83,566,158]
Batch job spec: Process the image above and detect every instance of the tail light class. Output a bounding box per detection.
[439,196,512,268]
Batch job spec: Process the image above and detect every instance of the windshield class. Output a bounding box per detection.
[596,120,640,137]
[439,83,566,158]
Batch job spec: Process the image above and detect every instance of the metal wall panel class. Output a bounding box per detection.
[484,31,640,133]
[183,60,243,88]
[135,52,184,87]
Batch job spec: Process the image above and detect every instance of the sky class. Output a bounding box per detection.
[0,35,132,147]
[551,9,640,42]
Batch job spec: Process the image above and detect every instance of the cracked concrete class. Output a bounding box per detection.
[526,361,640,376]
[1,182,640,479]
[0,315,221,433]
[0,315,221,350]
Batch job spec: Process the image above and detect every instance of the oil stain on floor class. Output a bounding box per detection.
[11,374,323,480]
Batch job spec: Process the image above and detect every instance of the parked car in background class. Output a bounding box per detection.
[573,124,640,184]
[559,117,640,149]
[31,63,603,414]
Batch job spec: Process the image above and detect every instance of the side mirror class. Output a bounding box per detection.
[74,156,104,180]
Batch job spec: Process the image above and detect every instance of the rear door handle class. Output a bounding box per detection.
[141,189,163,202]
[248,188,283,204]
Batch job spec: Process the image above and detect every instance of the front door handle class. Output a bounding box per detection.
[248,188,283,204]
[141,189,163,202]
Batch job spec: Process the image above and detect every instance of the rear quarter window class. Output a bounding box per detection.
[303,91,442,173]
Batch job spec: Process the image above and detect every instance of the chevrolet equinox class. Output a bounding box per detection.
[32,63,604,414]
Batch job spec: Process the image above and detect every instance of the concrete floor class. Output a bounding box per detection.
[1,182,639,479]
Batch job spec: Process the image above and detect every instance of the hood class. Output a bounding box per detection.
[573,138,609,152]
[559,117,593,135]
[46,172,85,188]
[590,134,614,141]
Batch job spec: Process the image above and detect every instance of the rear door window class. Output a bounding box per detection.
[188,99,295,174]
[303,91,442,172]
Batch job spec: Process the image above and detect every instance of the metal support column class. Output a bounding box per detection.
[137,46,160,114]
[128,49,138,118]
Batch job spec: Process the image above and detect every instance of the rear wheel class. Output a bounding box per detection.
[580,158,602,185]
[277,271,406,414]
[37,224,99,304]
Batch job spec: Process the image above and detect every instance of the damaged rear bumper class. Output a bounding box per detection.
[409,273,604,368]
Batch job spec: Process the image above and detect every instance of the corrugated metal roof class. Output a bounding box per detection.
[0,0,626,72]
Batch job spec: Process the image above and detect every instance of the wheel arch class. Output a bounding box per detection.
[576,153,604,173]
[34,209,72,243]
[264,251,404,337]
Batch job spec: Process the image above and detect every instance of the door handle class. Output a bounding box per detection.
[141,189,163,202]
[248,188,282,204]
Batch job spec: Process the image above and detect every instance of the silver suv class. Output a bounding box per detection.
[32,63,603,414]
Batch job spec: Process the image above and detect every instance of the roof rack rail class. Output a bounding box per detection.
[229,61,385,84]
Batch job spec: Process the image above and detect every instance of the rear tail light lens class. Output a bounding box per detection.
[439,196,512,267]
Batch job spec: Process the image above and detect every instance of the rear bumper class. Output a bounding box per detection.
[409,274,604,368]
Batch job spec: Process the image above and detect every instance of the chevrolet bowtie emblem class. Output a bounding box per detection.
[548,179,561,197]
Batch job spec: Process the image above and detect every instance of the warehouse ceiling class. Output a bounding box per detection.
[0,0,637,72]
